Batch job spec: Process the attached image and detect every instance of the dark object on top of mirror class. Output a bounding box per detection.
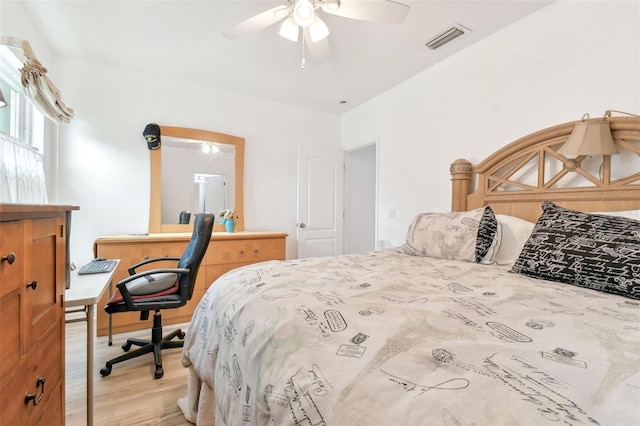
[143,123,161,150]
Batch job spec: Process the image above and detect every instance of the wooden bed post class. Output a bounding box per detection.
[450,159,472,211]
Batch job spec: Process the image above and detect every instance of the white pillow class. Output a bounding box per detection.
[482,214,535,266]
[592,209,640,221]
[127,272,178,295]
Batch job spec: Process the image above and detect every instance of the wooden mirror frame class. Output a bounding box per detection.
[149,126,245,233]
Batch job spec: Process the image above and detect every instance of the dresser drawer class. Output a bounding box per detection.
[204,263,251,289]
[34,381,63,425]
[0,221,24,297]
[0,320,62,425]
[206,238,285,265]
[99,241,187,284]
[0,288,22,384]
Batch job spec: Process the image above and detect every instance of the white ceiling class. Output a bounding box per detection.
[20,0,552,115]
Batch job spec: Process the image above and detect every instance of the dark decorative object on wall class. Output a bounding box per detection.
[143,123,161,150]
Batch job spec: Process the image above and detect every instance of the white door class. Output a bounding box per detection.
[297,147,344,258]
[195,173,226,214]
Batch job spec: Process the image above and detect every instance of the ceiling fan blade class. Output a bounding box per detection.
[321,0,410,24]
[304,29,331,62]
[223,5,291,39]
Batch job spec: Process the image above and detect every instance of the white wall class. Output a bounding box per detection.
[341,0,640,247]
[2,2,340,265]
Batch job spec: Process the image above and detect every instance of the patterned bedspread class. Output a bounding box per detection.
[180,249,640,425]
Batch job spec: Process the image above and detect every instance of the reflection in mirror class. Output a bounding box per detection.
[149,126,244,233]
[161,135,235,224]
[195,174,227,220]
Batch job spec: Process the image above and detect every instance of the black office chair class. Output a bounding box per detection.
[100,213,214,379]
[179,210,191,224]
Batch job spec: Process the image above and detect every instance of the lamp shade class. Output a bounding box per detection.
[309,17,329,42]
[279,16,299,42]
[0,88,6,108]
[557,120,619,155]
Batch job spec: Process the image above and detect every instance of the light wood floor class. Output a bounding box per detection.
[65,319,192,426]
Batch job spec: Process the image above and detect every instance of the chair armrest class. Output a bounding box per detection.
[127,257,181,276]
[117,267,190,310]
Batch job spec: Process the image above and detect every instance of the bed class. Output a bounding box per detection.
[178,116,640,425]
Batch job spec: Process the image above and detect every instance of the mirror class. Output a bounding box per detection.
[149,126,245,233]
[161,138,235,225]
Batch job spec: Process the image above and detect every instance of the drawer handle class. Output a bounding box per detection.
[239,250,245,254]
[254,249,259,253]
[24,376,46,406]
[26,279,38,290]
[1,252,16,265]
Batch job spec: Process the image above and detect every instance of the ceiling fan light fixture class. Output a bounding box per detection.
[201,143,221,154]
[293,0,316,27]
[309,17,330,42]
[321,0,340,12]
[279,16,300,42]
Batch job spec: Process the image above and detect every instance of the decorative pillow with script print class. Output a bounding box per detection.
[511,202,640,299]
[401,206,497,262]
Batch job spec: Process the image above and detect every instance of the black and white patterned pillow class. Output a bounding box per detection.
[476,206,499,262]
[401,206,497,262]
[511,202,640,299]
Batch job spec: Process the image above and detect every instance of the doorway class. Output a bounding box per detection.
[344,143,377,254]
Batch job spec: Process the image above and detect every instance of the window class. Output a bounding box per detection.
[0,45,48,203]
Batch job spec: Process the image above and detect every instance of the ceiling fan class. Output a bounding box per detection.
[222,0,410,62]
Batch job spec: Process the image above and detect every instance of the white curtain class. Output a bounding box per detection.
[1,36,74,124]
[0,133,47,204]
[21,58,74,124]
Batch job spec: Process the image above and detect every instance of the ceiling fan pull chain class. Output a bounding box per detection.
[301,37,306,69]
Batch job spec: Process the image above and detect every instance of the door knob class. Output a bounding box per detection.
[298,223,306,228]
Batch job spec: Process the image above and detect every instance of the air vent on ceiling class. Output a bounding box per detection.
[425,25,468,50]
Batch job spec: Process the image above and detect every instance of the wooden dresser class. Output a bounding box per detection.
[93,231,287,336]
[0,204,77,425]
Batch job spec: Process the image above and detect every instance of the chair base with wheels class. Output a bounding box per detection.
[99,311,184,379]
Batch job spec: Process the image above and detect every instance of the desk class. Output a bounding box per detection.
[65,260,119,426]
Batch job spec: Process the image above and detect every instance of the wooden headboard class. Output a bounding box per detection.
[451,116,640,222]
